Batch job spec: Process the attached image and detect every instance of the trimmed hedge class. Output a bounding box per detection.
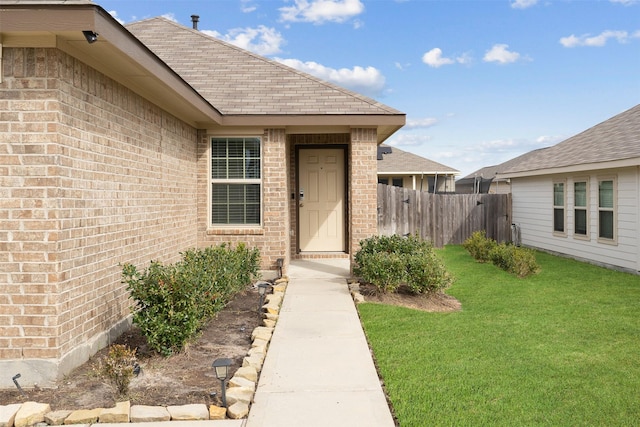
[463,231,540,278]
[354,234,453,294]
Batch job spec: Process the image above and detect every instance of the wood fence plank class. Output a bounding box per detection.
[377,184,511,247]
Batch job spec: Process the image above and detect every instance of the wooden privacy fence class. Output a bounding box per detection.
[377,184,512,247]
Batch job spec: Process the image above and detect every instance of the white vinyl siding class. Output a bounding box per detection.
[511,168,637,272]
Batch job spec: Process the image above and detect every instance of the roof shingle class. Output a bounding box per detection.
[502,104,640,176]
[126,18,403,117]
[377,144,459,174]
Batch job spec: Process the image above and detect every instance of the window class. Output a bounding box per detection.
[574,180,588,237]
[392,177,404,187]
[553,181,565,234]
[378,176,403,187]
[211,137,261,226]
[598,178,615,240]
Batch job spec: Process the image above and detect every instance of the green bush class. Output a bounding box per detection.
[463,230,497,262]
[354,234,453,294]
[406,251,453,294]
[122,243,260,356]
[489,243,540,278]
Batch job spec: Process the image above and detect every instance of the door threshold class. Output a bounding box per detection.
[295,252,349,260]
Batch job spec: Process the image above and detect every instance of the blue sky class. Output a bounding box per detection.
[100,0,639,178]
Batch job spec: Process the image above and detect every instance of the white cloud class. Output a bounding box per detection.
[203,26,285,56]
[560,30,639,47]
[610,0,639,5]
[422,48,470,68]
[275,58,386,97]
[161,13,178,22]
[511,0,538,9]
[422,48,454,68]
[241,0,257,13]
[280,0,365,24]
[385,133,432,147]
[108,10,125,25]
[483,44,522,64]
[405,117,438,129]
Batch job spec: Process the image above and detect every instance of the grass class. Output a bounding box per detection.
[358,245,640,426]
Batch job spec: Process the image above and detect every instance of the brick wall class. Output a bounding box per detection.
[349,128,379,263]
[0,47,199,384]
[197,128,290,273]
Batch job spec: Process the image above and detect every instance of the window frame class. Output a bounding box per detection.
[573,178,589,240]
[552,179,567,237]
[597,175,617,244]
[209,136,263,228]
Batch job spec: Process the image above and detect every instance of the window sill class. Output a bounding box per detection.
[207,227,264,236]
[597,237,617,246]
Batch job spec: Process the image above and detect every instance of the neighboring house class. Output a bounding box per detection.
[0,1,405,387]
[377,144,459,192]
[498,104,640,273]
[456,148,549,194]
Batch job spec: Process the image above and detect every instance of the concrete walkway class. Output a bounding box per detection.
[246,259,395,427]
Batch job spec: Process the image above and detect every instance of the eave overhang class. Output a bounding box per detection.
[0,3,223,128]
[497,157,640,180]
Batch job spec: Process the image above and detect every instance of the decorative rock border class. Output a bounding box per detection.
[0,277,289,426]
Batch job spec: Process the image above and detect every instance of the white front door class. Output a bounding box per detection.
[298,148,345,252]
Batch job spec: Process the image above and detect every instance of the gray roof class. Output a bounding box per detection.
[377,144,459,175]
[461,147,550,181]
[126,18,403,117]
[501,104,640,177]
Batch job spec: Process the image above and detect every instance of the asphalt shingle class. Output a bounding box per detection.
[126,18,402,117]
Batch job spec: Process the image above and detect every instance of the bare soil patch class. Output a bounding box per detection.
[0,286,263,410]
[358,283,461,313]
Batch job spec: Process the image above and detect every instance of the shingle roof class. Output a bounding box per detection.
[377,144,459,175]
[461,147,550,180]
[125,18,403,117]
[501,104,640,176]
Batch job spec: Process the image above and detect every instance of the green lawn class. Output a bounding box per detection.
[358,245,640,426]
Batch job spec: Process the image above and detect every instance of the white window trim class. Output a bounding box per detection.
[573,177,590,241]
[208,136,264,229]
[597,175,617,245]
[553,179,567,237]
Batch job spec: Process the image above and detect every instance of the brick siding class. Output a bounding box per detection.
[197,128,291,272]
[1,48,198,371]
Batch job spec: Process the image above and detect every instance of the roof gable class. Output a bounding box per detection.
[126,18,402,117]
[501,104,640,177]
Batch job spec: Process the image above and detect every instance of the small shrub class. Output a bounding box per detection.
[489,243,540,278]
[96,344,137,396]
[355,234,453,294]
[463,230,497,262]
[355,251,405,293]
[405,251,453,294]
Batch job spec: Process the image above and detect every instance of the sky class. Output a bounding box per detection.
[98,0,640,178]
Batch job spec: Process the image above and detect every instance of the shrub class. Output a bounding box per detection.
[463,230,497,262]
[405,251,453,294]
[489,243,540,278]
[122,243,260,356]
[96,344,137,396]
[355,234,453,294]
[355,251,405,293]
